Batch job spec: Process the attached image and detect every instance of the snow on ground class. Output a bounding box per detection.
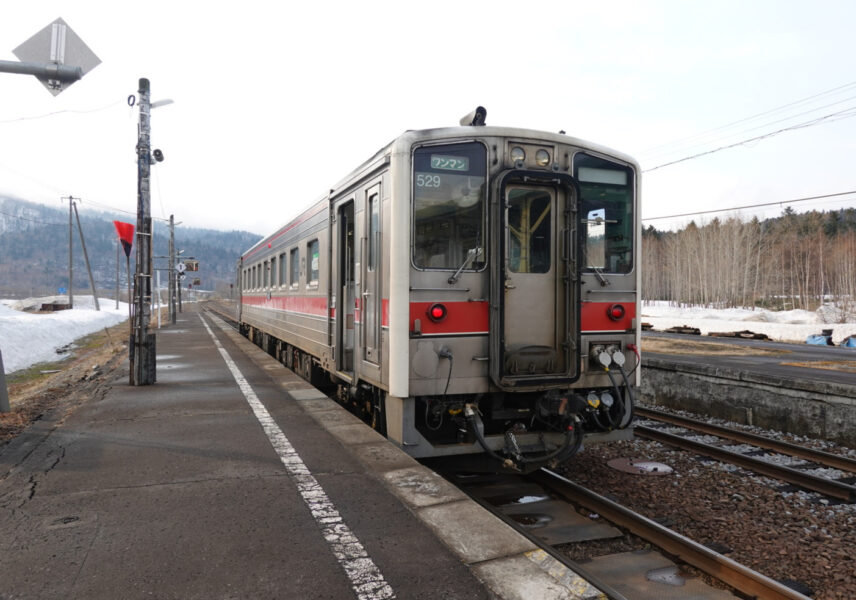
[1,296,130,375]
[2,295,854,376]
[641,301,856,344]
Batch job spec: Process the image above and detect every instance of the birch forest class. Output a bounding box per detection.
[641,208,856,320]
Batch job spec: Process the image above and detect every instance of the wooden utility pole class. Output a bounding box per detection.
[72,199,100,311]
[131,77,155,385]
[67,195,74,307]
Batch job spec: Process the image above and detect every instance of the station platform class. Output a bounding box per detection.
[0,304,603,600]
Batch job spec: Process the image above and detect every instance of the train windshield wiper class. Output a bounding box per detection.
[448,247,482,284]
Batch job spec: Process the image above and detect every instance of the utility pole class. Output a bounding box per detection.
[131,77,155,385]
[66,195,74,307]
[72,199,100,311]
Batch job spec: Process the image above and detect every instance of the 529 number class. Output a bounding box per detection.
[416,174,442,187]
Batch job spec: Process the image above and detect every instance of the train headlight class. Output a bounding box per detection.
[510,146,525,165]
[535,149,550,167]
[427,303,447,322]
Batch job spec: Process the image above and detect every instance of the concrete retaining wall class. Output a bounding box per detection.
[639,357,856,447]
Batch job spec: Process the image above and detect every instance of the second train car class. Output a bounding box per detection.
[237,108,639,471]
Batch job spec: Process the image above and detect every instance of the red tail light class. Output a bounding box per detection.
[427,303,447,322]
[607,304,626,321]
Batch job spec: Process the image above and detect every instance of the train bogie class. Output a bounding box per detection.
[238,110,640,471]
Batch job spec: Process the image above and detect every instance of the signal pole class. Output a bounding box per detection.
[131,77,155,385]
[169,215,177,324]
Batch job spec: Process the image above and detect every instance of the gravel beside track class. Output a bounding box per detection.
[556,415,856,600]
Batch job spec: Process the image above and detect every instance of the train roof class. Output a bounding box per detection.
[241,124,638,259]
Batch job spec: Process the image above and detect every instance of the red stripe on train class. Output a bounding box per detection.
[409,301,489,335]
[581,301,636,332]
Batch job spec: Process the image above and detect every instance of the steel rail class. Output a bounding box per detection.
[635,406,856,474]
[635,426,856,502]
[456,478,630,600]
[532,469,813,600]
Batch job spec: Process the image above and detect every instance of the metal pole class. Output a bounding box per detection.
[72,199,100,311]
[131,77,155,385]
[169,215,176,324]
[0,59,82,82]
[115,238,120,310]
[67,195,73,308]
[156,269,161,329]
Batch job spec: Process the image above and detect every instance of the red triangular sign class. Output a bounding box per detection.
[113,221,134,258]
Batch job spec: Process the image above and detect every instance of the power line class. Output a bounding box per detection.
[643,190,856,222]
[0,208,64,226]
[637,79,856,158]
[0,98,125,124]
[642,105,856,172]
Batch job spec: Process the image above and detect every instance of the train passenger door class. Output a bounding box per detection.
[336,201,355,375]
[494,173,579,388]
[361,184,381,366]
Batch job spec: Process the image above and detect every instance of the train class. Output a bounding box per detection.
[237,107,639,471]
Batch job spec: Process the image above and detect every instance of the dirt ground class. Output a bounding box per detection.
[0,320,129,447]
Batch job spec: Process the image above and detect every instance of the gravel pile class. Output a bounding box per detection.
[556,413,856,600]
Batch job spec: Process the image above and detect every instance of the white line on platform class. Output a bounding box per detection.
[200,315,396,600]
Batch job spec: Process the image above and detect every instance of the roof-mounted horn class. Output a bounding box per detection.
[460,106,486,126]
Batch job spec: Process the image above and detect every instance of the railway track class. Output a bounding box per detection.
[635,407,856,502]
[439,464,813,600]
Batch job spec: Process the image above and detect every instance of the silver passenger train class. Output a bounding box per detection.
[237,108,639,471]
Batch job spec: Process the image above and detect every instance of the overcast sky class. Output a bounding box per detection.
[1,0,855,235]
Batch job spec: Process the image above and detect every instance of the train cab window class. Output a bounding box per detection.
[412,142,486,270]
[290,248,299,288]
[307,239,319,286]
[574,154,634,274]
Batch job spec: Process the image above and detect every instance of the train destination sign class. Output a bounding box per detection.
[430,155,469,171]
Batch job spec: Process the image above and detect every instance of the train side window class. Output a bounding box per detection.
[412,142,487,270]
[290,248,299,288]
[263,260,269,288]
[279,253,287,287]
[574,153,634,274]
[307,239,319,286]
[368,193,379,271]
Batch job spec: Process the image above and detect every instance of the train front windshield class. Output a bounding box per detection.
[574,153,635,274]
[412,142,487,270]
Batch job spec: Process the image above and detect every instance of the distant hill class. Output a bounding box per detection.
[0,195,262,298]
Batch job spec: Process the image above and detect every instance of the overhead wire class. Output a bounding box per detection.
[0,98,125,124]
[642,105,856,172]
[637,78,856,159]
[642,190,856,222]
[0,208,65,226]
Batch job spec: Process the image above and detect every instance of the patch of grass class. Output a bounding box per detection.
[643,337,790,357]
[781,360,856,373]
[6,357,72,386]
